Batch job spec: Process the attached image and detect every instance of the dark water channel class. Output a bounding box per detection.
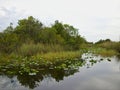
[0,53,120,90]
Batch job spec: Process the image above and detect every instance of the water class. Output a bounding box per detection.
[0,53,120,90]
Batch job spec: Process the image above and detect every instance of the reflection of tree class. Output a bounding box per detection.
[115,55,120,72]
[0,60,85,89]
[116,55,120,62]
[1,55,105,89]
[16,68,79,89]
[16,54,120,89]
[17,74,43,89]
[49,69,78,82]
[1,54,119,89]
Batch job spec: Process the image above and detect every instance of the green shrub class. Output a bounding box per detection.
[95,42,120,53]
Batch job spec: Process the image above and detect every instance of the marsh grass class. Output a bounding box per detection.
[89,47,117,57]
[17,43,64,56]
[96,42,120,53]
[35,51,82,61]
[0,51,83,75]
[0,51,82,67]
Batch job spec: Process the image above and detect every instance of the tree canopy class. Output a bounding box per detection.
[0,16,87,54]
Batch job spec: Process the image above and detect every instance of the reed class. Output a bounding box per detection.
[17,43,64,56]
[35,51,82,61]
[89,47,117,57]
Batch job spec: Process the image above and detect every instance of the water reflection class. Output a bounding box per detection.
[0,53,120,90]
[81,53,112,68]
[17,69,79,89]
[0,59,84,89]
[116,55,120,62]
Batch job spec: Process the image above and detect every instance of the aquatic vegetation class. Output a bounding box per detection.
[107,58,111,62]
[89,59,97,63]
[0,57,84,75]
[100,58,103,61]
[0,51,84,75]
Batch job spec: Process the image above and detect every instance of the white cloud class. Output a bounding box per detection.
[0,0,120,42]
[0,7,28,30]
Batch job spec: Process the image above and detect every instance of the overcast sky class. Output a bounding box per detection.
[0,0,120,42]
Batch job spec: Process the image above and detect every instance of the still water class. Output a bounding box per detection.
[0,53,120,90]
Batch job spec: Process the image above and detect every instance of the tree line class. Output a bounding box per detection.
[0,16,86,55]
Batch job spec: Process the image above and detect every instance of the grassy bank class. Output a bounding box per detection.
[0,51,83,75]
[0,51,83,65]
[88,47,118,57]
[36,51,82,61]
[95,41,120,54]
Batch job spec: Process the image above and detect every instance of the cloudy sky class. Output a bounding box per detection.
[0,0,120,42]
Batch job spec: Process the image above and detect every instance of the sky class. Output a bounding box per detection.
[0,0,120,42]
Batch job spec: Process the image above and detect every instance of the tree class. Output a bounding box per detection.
[0,16,88,54]
[4,23,14,33]
[52,20,64,35]
[37,27,64,44]
[95,39,111,44]
[64,24,78,37]
[0,32,19,53]
[15,16,43,43]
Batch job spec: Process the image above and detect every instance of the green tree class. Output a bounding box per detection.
[15,16,43,43]
[37,27,64,44]
[0,16,88,54]
[0,32,19,54]
[64,24,78,37]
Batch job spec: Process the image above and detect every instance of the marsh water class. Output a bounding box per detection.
[0,53,120,90]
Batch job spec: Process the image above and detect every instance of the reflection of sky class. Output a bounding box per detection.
[35,56,120,90]
[73,57,120,90]
[0,76,28,90]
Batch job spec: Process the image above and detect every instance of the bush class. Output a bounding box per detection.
[115,42,120,53]
[96,42,120,53]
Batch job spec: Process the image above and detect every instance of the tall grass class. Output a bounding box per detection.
[89,47,117,57]
[35,51,82,61]
[95,41,120,56]
[96,42,120,52]
[95,49,117,56]
[0,50,82,72]
[17,43,64,56]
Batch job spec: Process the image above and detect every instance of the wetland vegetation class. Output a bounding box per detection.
[0,16,120,90]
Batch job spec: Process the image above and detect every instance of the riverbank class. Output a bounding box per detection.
[0,47,119,75]
[88,47,118,57]
[0,51,84,75]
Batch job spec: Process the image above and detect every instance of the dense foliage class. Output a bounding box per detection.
[0,16,86,55]
[95,39,120,54]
